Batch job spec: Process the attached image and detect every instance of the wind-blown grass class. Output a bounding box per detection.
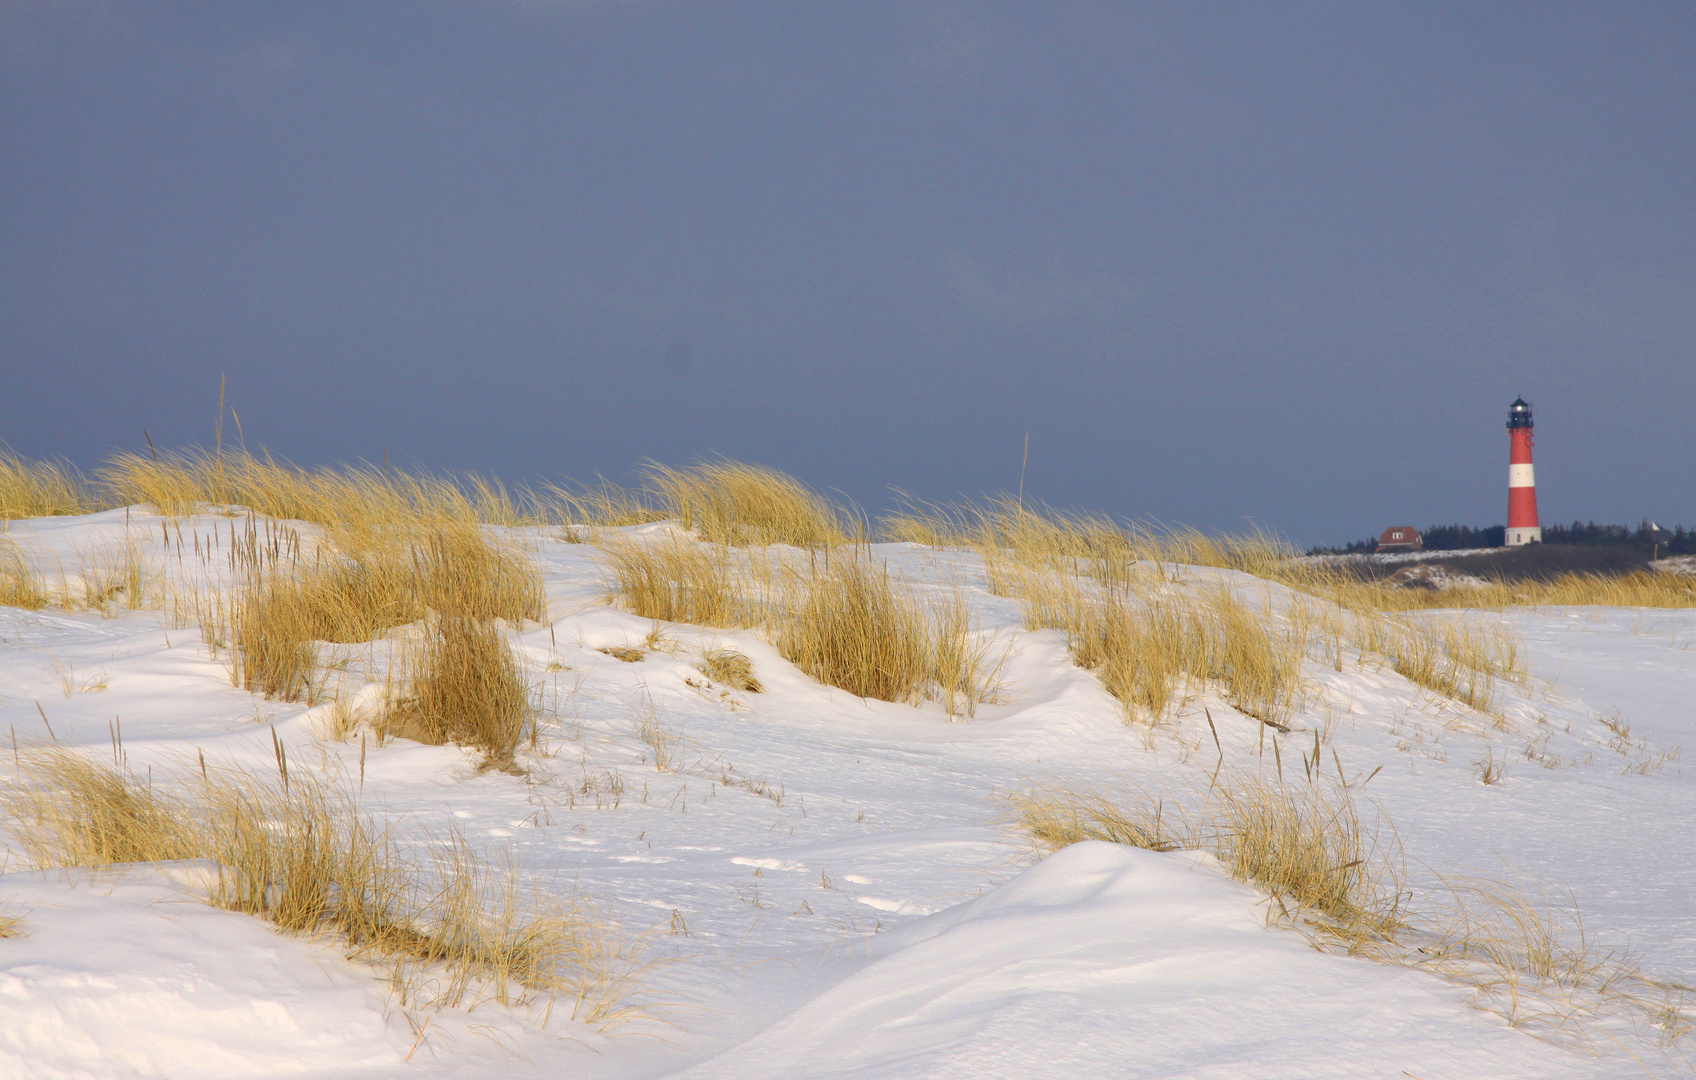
[1,450,103,518]
[0,538,48,610]
[545,479,668,537]
[776,552,933,703]
[1014,767,1402,945]
[597,533,757,628]
[1014,772,1693,1049]
[996,559,1304,725]
[382,615,535,770]
[885,494,1696,610]
[598,538,1000,714]
[1,750,642,1022]
[647,460,847,548]
[224,520,542,708]
[99,448,536,526]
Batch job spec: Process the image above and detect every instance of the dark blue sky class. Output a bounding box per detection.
[3,2,1692,544]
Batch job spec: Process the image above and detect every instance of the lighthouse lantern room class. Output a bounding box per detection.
[1505,397,1542,547]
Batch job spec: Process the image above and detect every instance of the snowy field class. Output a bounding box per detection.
[1,508,1692,1079]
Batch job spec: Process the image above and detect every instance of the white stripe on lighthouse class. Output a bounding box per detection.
[1509,463,1535,487]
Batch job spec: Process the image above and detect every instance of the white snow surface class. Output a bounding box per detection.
[1,509,1692,1079]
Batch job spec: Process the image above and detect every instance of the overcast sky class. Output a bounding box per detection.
[3,2,1692,545]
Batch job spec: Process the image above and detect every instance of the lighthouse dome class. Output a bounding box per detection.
[1507,397,1533,429]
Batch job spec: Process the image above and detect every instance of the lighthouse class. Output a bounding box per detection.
[1505,397,1541,546]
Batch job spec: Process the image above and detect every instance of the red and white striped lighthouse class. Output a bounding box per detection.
[1505,397,1541,546]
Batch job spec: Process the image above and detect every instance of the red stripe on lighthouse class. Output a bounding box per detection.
[1508,481,1538,528]
[1509,427,1533,467]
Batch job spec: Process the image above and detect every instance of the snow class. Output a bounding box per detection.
[0,865,404,1080]
[1,509,1692,1078]
[672,843,1595,1080]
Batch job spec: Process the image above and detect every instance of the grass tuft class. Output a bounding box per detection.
[1381,615,1516,712]
[597,534,756,627]
[777,552,933,703]
[225,520,542,706]
[1015,769,1402,945]
[647,461,847,548]
[1205,771,1400,939]
[775,550,999,713]
[3,750,196,867]
[0,538,49,610]
[0,450,103,518]
[600,537,998,713]
[383,616,535,770]
[699,649,762,692]
[1010,786,1183,852]
[1001,564,1303,725]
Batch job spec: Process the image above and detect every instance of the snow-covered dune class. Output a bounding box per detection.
[1,510,1691,1078]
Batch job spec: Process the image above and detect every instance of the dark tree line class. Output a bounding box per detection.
[1310,520,1695,556]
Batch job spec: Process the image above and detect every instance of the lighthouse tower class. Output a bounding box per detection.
[1505,397,1541,546]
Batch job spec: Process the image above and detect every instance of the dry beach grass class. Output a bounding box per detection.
[205,518,543,764]
[0,450,102,519]
[5,443,1688,608]
[1013,766,1402,946]
[644,460,849,548]
[381,614,535,770]
[1,749,642,1023]
[99,448,536,527]
[1014,771,1694,1051]
[0,538,48,610]
[599,536,1001,715]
